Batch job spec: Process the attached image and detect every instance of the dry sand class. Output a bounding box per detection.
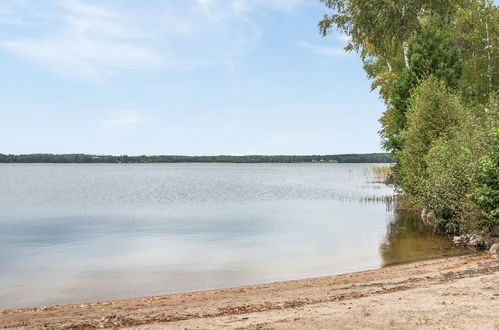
[1,254,498,329]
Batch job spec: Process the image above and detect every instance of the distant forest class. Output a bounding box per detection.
[0,153,393,164]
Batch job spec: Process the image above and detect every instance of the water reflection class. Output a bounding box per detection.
[380,208,470,266]
[0,163,471,309]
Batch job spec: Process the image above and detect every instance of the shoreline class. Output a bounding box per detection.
[1,253,498,329]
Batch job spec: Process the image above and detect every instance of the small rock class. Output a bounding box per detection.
[426,211,436,223]
[468,235,482,247]
[421,209,428,222]
[421,209,436,224]
[489,243,499,255]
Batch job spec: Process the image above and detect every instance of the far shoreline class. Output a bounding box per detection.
[0,152,394,164]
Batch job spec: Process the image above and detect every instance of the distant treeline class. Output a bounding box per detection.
[0,153,393,164]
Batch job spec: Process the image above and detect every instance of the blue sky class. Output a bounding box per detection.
[0,0,385,156]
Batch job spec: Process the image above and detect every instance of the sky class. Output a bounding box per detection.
[0,0,386,156]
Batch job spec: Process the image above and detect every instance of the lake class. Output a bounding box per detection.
[0,163,469,309]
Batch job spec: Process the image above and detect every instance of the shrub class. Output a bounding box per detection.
[470,127,499,234]
[398,77,466,199]
[422,116,489,232]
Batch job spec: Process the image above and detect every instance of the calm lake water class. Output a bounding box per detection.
[0,163,469,309]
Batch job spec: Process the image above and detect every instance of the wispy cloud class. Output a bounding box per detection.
[297,32,350,57]
[0,1,178,80]
[297,41,347,57]
[0,6,25,25]
[102,112,143,131]
[0,0,305,81]
[336,33,350,43]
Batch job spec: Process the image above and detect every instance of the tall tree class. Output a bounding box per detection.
[456,0,499,102]
[319,0,499,236]
[380,16,463,153]
[319,0,461,72]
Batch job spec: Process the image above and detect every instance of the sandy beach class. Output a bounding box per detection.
[1,253,498,329]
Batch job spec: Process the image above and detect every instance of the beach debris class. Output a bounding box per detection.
[489,243,499,255]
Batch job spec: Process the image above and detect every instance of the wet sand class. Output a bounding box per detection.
[1,254,498,329]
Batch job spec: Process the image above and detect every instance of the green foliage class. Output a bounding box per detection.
[320,0,499,237]
[381,16,463,153]
[397,80,495,234]
[409,16,463,89]
[470,128,499,231]
[319,0,463,107]
[398,77,466,197]
[455,0,499,102]
[380,70,413,151]
[319,0,460,64]
[423,113,489,220]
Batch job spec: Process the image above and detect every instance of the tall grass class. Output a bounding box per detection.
[370,165,394,184]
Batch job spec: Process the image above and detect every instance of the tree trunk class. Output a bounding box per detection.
[400,5,409,68]
[485,20,493,96]
[402,40,410,68]
[384,53,393,72]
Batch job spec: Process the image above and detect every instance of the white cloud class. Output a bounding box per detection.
[237,0,304,12]
[336,33,350,43]
[0,0,305,81]
[196,0,303,17]
[0,6,24,25]
[297,41,347,57]
[0,1,170,80]
[103,112,143,131]
[1,36,165,80]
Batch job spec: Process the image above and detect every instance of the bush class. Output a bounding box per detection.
[422,115,490,232]
[399,79,496,235]
[398,77,466,199]
[380,15,463,154]
[470,127,499,234]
